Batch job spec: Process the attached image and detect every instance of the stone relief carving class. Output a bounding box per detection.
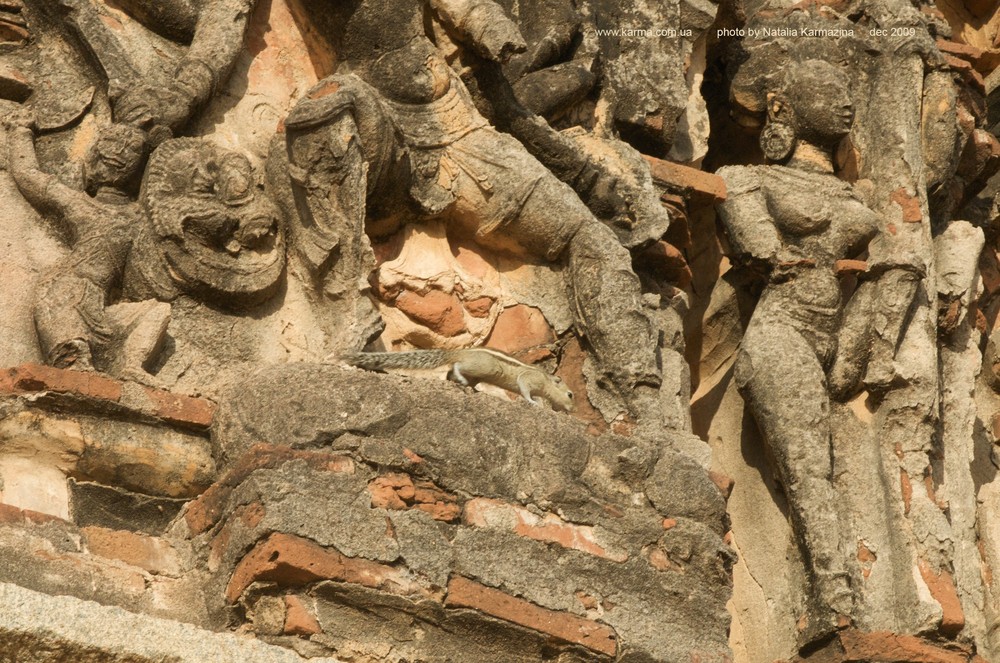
[2,0,1000,662]
[274,0,670,426]
[717,58,884,639]
[7,112,283,382]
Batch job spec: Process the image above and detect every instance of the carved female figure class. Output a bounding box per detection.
[716,60,881,633]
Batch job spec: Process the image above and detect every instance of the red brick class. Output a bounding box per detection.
[464,296,495,319]
[394,290,467,338]
[836,630,972,663]
[283,595,322,636]
[554,336,607,435]
[402,448,424,464]
[463,498,627,562]
[368,473,460,522]
[0,503,25,526]
[942,54,986,93]
[185,445,354,535]
[857,541,877,580]
[0,364,122,402]
[918,560,965,637]
[141,386,216,429]
[634,241,692,289]
[936,39,983,63]
[707,470,735,500]
[643,156,726,207]
[82,526,180,576]
[226,532,432,603]
[0,502,69,527]
[890,188,923,223]
[445,576,618,657]
[485,304,555,355]
[901,470,913,516]
[834,259,868,276]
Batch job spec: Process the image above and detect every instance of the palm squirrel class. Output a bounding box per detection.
[332,348,575,412]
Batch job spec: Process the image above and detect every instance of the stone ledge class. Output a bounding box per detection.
[0,364,215,431]
[0,580,343,663]
[185,444,355,535]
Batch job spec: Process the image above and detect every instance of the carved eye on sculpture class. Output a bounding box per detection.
[190,163,218,196]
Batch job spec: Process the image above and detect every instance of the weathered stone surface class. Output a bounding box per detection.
[7,0,1000,659]
[0,580,342,663]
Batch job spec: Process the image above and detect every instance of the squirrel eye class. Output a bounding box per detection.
[567,391,574,399]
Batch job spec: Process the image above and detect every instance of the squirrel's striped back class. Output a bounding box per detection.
[338,349,452,371]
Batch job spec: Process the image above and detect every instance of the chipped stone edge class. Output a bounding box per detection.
[0,581,343,663]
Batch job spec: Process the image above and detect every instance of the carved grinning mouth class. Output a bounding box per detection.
[161,213,286,303]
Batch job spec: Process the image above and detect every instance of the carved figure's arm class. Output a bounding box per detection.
[114,0,258,132]
[715,166,786,265]
[431,0,527,62]
[179,0,258,109]
[7,127,92,235]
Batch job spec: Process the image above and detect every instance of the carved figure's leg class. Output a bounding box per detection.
[99,0,198,43]
[33,273,106,371]
[829,269,920,399]
[863,269,920,393]
[56,0,143,86]
[736,323,852,625]
[828,279,875,400]
[446,127,659,419]
[562,220,660,395]
[283,75,402,353]
[104,300,171,384]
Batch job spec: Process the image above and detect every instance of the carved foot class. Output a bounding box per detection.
[49,339,95,371]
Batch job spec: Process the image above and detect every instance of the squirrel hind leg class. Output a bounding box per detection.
[448,363,473,387]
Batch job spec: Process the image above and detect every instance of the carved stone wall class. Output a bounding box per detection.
[1,0,999,661]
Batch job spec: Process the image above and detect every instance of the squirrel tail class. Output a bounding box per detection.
[338,350,451,371]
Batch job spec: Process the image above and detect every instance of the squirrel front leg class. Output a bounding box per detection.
[516,373,543,406]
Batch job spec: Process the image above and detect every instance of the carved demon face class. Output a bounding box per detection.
[140,139,286,308]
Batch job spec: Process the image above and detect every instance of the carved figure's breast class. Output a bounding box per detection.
[767,189,833,237]
[762,167,879,260]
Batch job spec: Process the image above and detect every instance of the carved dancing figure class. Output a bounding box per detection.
[716,60,889,636]
[279,0,663,422]
[6,114,169,381]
